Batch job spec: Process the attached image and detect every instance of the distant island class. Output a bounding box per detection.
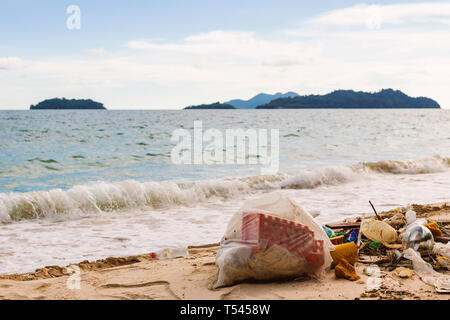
[256,89,440,109]
[184,102,235,110]
[30,98,106,110]
[225,92,299,109]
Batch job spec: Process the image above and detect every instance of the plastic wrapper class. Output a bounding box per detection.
[213,193,334,288]
[433,242,450,259]
[403,248,450,292]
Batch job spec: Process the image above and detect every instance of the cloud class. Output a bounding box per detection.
[85,47,106,56]
[308,2,450,28]
[126,30,324,62]
[0,57,23,71]
[2,2,450,109]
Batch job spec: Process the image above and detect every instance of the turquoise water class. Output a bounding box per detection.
[1,109,449,274]
[1,109,449,193]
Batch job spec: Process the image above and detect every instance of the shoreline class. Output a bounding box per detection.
[0,202,449,300]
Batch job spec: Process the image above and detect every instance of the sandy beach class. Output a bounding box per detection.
[1,203,449,300]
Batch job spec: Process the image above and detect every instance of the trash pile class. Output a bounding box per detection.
[213,194,450,294]
[324,202,450,293]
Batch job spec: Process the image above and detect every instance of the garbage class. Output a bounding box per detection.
[322,225,335,238]
[392,267,414,279]
[435,236,450,244]
[405,210,427,227]
[330,235,344,245]
[347,229,358,245]
[402,224,434,251]
[424,222,443,237]
[335,230,347,237]
[433,242,450,259]
[369,241,380,249]
[335,258,360,281]
[360,219,398,244]
[385,212,406,229]
[330,242,358,268]
[403,248,450,292]
[211,197,450,293]
[435,279,450,294]
[213,193,334,288]
[405,210,416,225]
[152,247,189,259]
[436,256,450,270]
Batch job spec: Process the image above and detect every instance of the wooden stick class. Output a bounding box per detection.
[326,222,360,229]
[369,200,382,220]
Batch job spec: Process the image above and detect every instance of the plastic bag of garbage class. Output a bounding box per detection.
[212,193,334,288]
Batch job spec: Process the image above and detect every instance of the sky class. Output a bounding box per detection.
[1,0,450,109]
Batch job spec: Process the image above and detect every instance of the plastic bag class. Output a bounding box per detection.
[402,210,434,250]
[403,248,450,291]
[433,242,450,259]
[213,193,334,288]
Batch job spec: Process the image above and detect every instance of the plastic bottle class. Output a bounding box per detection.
[152,247,189,260]
[360,219,398,244]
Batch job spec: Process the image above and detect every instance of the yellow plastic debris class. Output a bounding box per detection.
[335,258,360,281]
[330,242,358,268]
[360,219,398,244]
[393,267,414,278]
[424,222,443,237]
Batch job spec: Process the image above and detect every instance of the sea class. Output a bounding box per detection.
[0,109,449,274]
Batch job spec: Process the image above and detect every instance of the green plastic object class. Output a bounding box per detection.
[369,241,380,249]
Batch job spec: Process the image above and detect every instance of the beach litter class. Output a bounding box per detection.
[360,219,398,244]
[424,222,443,237]
[392,267,414,278]
[335,258,360,281]
[212,193,333,288]
[211,197,450,294]
[403,248,450,292]
[330,242,358,267]
[151,247,189,260]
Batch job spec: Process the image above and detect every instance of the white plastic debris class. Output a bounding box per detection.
[402,210,434,250]
[403,248,450,292]
[433,242,450,259]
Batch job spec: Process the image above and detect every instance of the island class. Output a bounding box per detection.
[225,92,298,109]
[30,98,106,110]
[184,102,236,110]
[256,89,440,109]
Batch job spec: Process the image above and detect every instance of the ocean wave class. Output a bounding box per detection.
[0,156,448,223]
[363,155,450,174]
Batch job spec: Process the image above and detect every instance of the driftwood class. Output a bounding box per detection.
[369,200,382,220]
[435,236,449,244]
[358,257,391,264]
[326,222,360,229]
